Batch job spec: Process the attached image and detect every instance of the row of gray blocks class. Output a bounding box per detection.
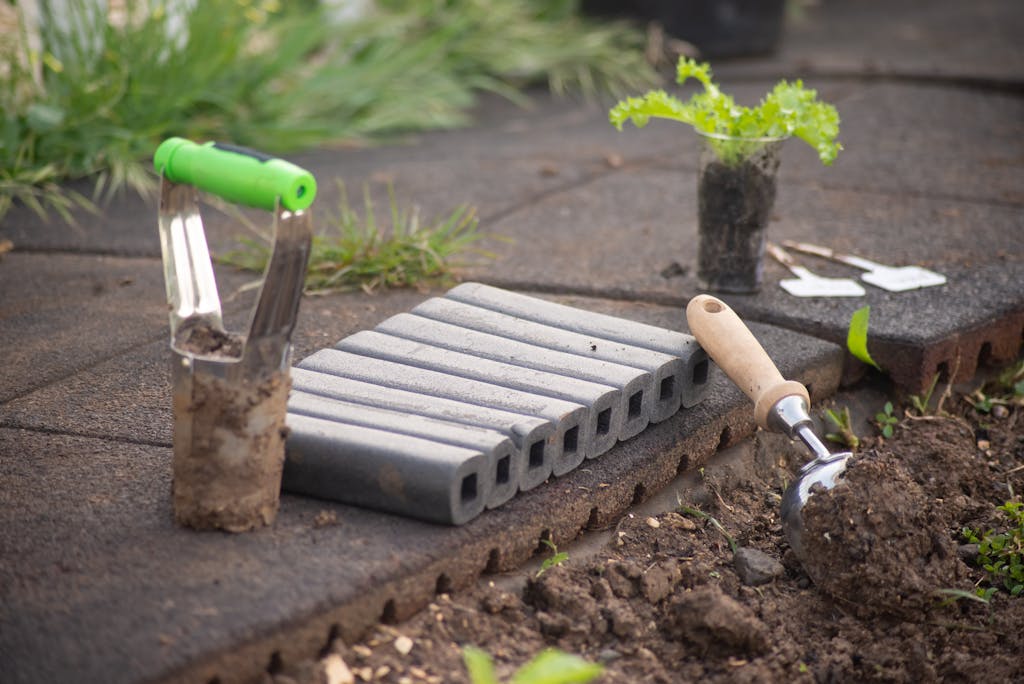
[282,283,710,525]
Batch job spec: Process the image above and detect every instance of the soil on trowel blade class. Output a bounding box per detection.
[272,385,1024,684]
[172,370,291,532]
[175,319,244,357]
[799,452,965,619]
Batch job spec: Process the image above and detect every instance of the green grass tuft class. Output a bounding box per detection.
[218,180,491,294]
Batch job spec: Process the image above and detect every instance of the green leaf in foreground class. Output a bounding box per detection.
[464,647,603,684]
[511,649,604,684]
[610,57,842,166]
[847,305,881,370]
[464,646,500,684]
[218,181,493,294]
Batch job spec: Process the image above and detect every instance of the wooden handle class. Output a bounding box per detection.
[686,295,808,430]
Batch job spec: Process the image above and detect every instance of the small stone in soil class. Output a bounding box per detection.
[733,547,785,586]
[393,635,413,655]
[662,511,697,530]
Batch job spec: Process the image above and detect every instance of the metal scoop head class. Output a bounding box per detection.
[686,295,851,562]
[769,395,852,558]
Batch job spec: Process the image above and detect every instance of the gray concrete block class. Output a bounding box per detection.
[375,312,653,440]
[411,297,687,422]
[297,349,588,485]
[290,367,555,495]
[336,331,622,461]
[287,390,519,508]
[444,282,711,409]
[283,413,489,525]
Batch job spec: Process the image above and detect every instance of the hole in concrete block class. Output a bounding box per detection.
[460,473,478,505]
[596,408,612,436]
[632,482,646,505]
[586,506,601,529]
[692,359,709,386]
[676,453,690,476]
[496,455,511,485]
[435,573,453,595]
[485,548,501,573]
[381,599,397,625]
[628,390,643,419]
[937,361,951,382]
[660,375,675,401]
[267,651,283,675]
[320,624,341,658]
[978,342,993,367]
[717,426,732,451]
[536,529,552,554]
[563,426,579,455]
[528,441,545,469]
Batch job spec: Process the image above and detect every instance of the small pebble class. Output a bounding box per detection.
[598,648,622,663]
[992,405,1009,419]
[394,635,414,655]
[957,543,980,563]
[662,512,697,530]
[320,654,355,684]
[646,517,661,529]
[734,547,785,586]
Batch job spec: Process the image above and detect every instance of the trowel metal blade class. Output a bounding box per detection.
[780,276,866,298]
[861,266,947,292]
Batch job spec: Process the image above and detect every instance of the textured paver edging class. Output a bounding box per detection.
[0,304,842,684]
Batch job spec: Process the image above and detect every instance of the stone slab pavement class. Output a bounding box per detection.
[1,0,1022,681]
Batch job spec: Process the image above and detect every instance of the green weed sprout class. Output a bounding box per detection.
[536,539,569,578]
[218,181,490,294]
[609,57,841,166]
[874,402,899,439]
[963,501,1024,598]
[464,646,603,684]
[825,406,860,450]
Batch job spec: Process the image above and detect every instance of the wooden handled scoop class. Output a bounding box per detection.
[686,294,850,559]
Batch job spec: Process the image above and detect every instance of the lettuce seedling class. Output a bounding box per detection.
[609,58,842,166]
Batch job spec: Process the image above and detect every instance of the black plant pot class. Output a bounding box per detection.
[582,0,786,58]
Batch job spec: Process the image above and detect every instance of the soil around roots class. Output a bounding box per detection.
[274,380,1024,684]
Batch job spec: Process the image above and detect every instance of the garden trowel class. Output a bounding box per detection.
[766,242,865,298]
[782,241,947,292]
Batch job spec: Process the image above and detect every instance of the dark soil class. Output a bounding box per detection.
[175,319,245,357]
[696,149,779,294]
[275,381,1024,684]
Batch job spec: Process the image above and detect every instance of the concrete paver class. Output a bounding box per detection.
[715,0,1024,86]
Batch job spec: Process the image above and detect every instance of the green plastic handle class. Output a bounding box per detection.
[153,137,317,212]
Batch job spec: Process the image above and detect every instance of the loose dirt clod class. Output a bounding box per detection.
[175,320,244,358]
[172,370,291,532]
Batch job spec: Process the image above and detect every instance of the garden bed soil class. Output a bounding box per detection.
[273,379,1024,684]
